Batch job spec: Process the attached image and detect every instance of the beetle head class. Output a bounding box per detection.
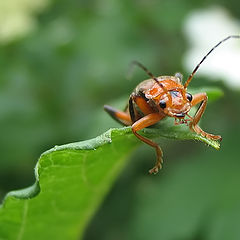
[157,89,192,119]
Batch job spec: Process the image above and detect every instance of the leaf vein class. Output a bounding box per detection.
[16,201,28,240]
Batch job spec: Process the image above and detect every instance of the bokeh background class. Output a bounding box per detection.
[0,0,240,239]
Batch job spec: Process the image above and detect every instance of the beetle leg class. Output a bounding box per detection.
[128,96,137,123]
[190,93,222,140]
[133,92,154,116]
[129,92,157,122]
[132,113,165,174]
[104,105,132,126]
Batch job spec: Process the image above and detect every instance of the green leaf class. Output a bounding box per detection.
[0,88,222,240]
[0,128,138,240]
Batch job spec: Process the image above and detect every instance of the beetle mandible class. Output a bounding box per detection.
[104,35,239,174]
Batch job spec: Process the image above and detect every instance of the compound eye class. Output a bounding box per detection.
[159,100,166,109]
[186,93,192,102]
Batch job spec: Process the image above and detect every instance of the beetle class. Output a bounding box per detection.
[104,35,239,174]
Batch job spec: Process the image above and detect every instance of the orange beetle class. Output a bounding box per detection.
[104,35,239,174]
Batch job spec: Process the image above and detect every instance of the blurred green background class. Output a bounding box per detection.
[0,0,240,239]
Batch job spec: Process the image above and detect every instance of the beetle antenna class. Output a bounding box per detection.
[184,35,240,88]
[130,60,169,94]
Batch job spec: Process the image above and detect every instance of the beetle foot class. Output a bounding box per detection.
[190,123,222,141]
[148,145,163,174]
[149,163,162,174]
[149,157,163,174]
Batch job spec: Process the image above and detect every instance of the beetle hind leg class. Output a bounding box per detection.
[104,105,132,126]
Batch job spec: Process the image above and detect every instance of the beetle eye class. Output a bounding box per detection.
[159,100,166,109]
[186,93,192,102]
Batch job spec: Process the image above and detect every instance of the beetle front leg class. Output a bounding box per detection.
[190,93,222,140]
[132,113,165,174]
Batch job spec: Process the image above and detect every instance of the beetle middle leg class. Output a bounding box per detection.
[190,92,222,140]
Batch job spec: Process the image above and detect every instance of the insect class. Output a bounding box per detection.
[104,35,239,174]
